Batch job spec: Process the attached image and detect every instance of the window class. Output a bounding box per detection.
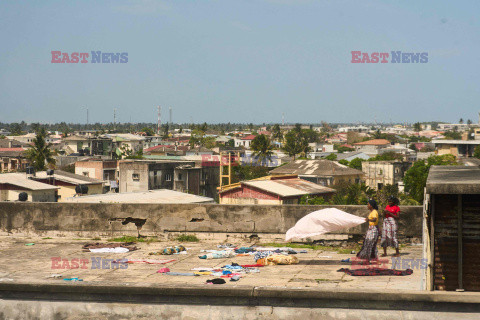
[132,173,140,181]
[178,173,183,180]
[83,172,89,177]
[165,173,172,181]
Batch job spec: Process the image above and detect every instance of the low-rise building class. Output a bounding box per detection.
[353,139,391,155]
[336,151,371,162]
[75,159,118,188]
[234,135,256,148]
[0,148,28,172]
[361,161,412,191]
[270,159,364,186]
[118,160,219,198]
[0,173,59,202]
[432,139,480,158]
[218,175,335,205]
[31,170,104,201]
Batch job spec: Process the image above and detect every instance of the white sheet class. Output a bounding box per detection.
[285,208,366,241]
[89,247,130,253]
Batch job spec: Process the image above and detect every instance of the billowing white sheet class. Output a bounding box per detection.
[285,208,366,241]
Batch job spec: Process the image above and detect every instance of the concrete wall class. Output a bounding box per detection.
[57,184,104,202]
[0,202,423,238]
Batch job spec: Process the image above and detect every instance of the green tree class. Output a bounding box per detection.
[474,146,480,159]
[325,153,337,161]
[282,130,305,160]
[271,124,283,142]
[338,159,349,166]
[368,152,403,161]
[413,122,422,132]
[403,155,457,203]
[299,195,326,205]
[348,157,364,170]
[25,127,56,171]
[10,123,23,136]
[301,129,318,143]
[250,134,274,164]
[444,130,461,140]
[231,165,269,183]
[189,128,214,148]
[141,127,155,136]
[459,118,464,124]
[337,146,354,153]
[163,123,170,138]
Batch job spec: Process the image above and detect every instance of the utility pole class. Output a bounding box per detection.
[114,108,117,131]
[86,107,89,126]
[169,106,172,125]
[157,106,161,135]
[282,112,285,126]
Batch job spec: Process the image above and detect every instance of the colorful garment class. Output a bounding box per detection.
[368,209,379,226]
[385,205,400,219]
[357,225,379,260]
[381,217,399,248]
[337,268,413,276]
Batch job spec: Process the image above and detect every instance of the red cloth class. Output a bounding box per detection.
[384,205,400,219]
[241,264,264,268]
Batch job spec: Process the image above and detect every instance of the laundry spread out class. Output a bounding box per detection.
[165,272,198,276]
[125,259,176,264]
[149,245,186,255]
[63,277,83,282]
[82,242,138,252]
[337,268,414,276]
[260,255,299,266]
[89,247,130,253]
[198,250,237,259]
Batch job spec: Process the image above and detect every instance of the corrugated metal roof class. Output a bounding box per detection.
[270,160,363,177]
[64,189,214,204]
[34,170,104,185]
[354,139,390,146]
[243,179,335,197]
[0,173,59,191]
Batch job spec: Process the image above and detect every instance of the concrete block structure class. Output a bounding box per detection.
[423,166,480,291]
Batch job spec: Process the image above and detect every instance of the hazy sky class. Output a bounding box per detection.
[1,0,479,124]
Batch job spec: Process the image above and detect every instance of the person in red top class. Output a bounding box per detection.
[380,196,400,257]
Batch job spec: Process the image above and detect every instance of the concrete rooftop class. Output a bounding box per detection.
[426,166,480,194]
[0,235,422,291]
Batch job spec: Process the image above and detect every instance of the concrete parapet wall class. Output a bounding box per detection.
[0,282,479,320]
[0,203,423,238]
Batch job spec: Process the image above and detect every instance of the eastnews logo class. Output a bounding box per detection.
[51,257,128,269]
[351,51,428,63]
[51,51,128,63]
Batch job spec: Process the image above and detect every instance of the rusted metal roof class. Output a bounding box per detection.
[269,160,363,177]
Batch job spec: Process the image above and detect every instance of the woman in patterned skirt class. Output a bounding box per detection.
[381,196,400,257]
[356,199,379,261]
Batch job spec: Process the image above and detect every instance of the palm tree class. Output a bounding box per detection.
[25,127,56,171]
[250,134,274,165]
[271,124,283,144]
